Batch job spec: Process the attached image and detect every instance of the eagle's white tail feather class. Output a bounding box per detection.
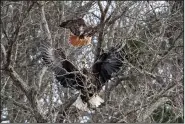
[88,95,104,108]
[73,96,89,111]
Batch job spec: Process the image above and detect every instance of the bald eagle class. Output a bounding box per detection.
[40,41,124,111]
[59,18,99,47]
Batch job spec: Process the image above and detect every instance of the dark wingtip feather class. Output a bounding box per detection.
[93,44,125,84]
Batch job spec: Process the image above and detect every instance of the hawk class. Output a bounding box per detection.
[59,18,99,47]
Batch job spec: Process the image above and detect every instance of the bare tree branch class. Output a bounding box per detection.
[55,94,79,123]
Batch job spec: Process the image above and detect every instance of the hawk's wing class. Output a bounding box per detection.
[59,18,87,36]
[82,23,102,37]
[83,26,99,37]
[60,18,101,37]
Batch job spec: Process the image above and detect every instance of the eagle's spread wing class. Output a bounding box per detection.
[40,40,125,110]
[40,41,85,89]
[92,47,124,85]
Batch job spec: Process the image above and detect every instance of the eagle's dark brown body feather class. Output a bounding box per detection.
[40,41,124,110]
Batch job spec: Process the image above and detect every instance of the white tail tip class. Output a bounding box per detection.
[88,95,104,108]
[73,96,89,111]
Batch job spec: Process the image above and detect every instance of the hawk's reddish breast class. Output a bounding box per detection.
[69,34,92,47]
